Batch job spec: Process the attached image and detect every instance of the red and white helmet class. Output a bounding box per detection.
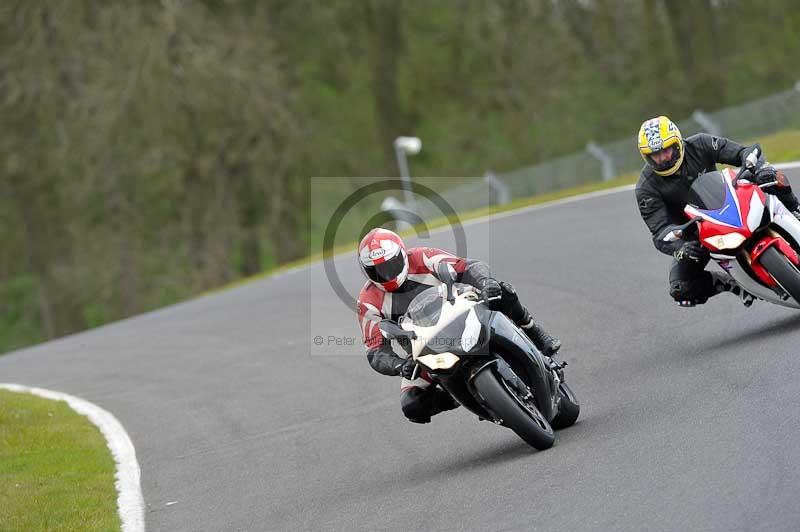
[358,228,408,291]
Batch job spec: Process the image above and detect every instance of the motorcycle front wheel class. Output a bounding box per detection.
[473,367,555,450]
[759,246,800,303]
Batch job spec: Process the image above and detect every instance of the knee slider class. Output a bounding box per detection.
[669,280,690,301]
[670,279,708,303]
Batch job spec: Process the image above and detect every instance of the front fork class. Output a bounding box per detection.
[747,231,800,287]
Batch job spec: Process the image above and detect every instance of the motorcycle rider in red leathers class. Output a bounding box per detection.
[356,227,561,424]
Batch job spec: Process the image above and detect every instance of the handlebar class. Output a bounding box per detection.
[483,293,502,304]
[733,175,778,190]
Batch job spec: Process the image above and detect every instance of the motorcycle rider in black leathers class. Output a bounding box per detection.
[635,116,800,306]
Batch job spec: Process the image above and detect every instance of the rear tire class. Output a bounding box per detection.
[472,367,555,450]
[759,246,800,303]
[550,383,580,429]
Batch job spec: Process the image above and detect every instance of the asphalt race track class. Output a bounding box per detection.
[4,176,800,532]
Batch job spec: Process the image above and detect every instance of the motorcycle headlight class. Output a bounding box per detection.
[417,352,460,370]
[704,233,746,250]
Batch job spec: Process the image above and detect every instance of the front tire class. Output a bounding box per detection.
[472,367,555,450]
[759,246,800,303]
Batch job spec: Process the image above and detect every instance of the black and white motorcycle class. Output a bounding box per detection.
[379,263,579,450]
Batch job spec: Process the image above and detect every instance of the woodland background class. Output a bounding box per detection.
[2,0,800,352]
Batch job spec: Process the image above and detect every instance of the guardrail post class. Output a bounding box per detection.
[484,170,511,205]
[691,109,722,136]
[586,141,616,181]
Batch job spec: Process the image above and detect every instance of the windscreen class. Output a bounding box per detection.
[405,286,443,327]
[688,171,728,210]
[404,283,474,327]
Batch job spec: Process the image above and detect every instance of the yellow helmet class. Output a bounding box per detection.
[637,116,684,176]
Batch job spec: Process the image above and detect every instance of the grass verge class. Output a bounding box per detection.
[0,389,120,532]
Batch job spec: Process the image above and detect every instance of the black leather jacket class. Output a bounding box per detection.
[635,133,751,255]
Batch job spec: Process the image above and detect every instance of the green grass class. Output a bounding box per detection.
[760,129,800,162]
[0,390,120,532]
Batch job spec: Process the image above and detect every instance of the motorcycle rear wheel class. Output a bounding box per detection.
[759,246,800,303]
[473,367,555,450]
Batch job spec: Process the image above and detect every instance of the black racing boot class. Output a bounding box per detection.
[404,387,459,424]
[429,388,460,416]
[774,190,800,222]
[710,271,755,307]
[520,317,562,356]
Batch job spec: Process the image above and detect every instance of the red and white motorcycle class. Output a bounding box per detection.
[665,152,800,307]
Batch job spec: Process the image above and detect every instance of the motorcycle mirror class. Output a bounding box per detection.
[662,217,701,242]
[446,263,457,281]
[436,262,457,304]
[436,261,458,281]
[379,319,416,341]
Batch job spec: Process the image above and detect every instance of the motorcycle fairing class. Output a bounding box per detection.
[685,169,766,251]
[412,308,491,361]
[400,287,563,424]
[710,193,800,308]
[687,170,743,228]
[404,288,481,357]
[486,313,557,421]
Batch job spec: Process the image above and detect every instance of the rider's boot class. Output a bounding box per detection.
[519,310,562,356]
[404,387,459,424]
[783,197,800,222]
[775,188,800,221]
[771,187,800,221]
[429,388,460,416]
[710,271,755,307]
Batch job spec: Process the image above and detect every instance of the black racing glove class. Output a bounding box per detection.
[673,240,709,263]
[741,145,764,171]
[754,164,777,186]
[480,278,502,301]
[396,357,417,379]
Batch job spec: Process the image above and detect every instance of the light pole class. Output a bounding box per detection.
[393,136,421,213]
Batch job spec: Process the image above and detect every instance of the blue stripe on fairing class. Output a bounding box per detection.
[699,180,742,228]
